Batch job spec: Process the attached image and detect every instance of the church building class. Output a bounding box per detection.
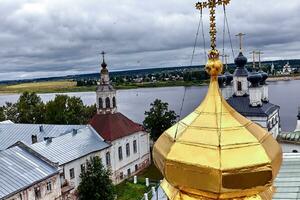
[219,51,280,138]
[89,52,151,184]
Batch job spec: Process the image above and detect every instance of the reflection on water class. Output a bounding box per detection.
[0,80,299,132]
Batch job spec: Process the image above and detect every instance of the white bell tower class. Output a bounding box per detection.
[96,51,117,114]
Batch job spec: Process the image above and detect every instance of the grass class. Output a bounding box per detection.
[116,181,149,200]
[115,164,162,200]
[138,163,163,181]
[0,80,96,93]
[0,80,209,94]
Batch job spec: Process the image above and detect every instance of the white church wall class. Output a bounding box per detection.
[62,150,107,189]
[110,131,151,184]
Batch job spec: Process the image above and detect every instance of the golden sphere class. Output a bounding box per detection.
[205,58,223,76]
[205,50,223,76]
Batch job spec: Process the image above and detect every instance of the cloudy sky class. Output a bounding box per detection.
[0,0,299,80]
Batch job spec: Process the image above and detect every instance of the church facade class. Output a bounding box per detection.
[89,52,151,184]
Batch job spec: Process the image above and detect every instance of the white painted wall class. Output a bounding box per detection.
[110,131,151,184]
[233,76,248,96]
[280,142,300,153]
[59,131,150,188]
[261,85,269,102]
[249,87,262,106]
[6,174,61,200]
[62,150,108,189]
[96,89,117,114]
[221,86,234,100]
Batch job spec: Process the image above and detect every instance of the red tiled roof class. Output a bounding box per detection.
[89,112,144,141]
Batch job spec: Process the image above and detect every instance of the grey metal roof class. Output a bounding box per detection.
[227,96,280,117]
[0,146,58,199]
[30,125,110,165]
[233,67,249,77]
[274,153,300,199]
[152,153,300,200]
[0,124,85,150]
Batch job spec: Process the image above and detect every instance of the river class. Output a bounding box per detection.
[0,80,299,132]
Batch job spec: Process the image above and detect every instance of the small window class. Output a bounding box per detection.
[126,143,130,157]
[106,152,111,166]
[99,98,103,109]
[237,81,242,91]
[118,147,123,161]
[70,168,75,179]
[46,181,52,191]
[135,164,138,172]
[105,97,110,108]
[113,97,116,107]
[81,164,85,172]
[133,140,137,153]
[34,187,41,198]
[127,168,131,177]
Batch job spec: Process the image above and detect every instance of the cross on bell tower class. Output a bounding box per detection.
[96,51,117,114]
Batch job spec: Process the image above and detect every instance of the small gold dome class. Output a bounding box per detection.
[152,52,282,200]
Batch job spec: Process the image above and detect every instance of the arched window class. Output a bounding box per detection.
[99,98,103,109]
[126,143,130,157]
[105,97,110,108]
[113,97,116,107]
[237,81,242,91]
[106,152,111,167]
[118,146,123,161]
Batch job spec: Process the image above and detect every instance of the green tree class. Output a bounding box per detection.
[45,95,94,124]
[45,95,86,124]
[0,106,6,121]
[143,99,177,141]
[78,156,115,200]
[3,102,19,122]
[17,92,45,123]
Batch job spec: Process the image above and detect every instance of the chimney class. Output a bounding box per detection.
[39,125,44,132]
[72,129,77,135]
[248,73,262,107]
[46,137,52,144]
[31,135,38,144]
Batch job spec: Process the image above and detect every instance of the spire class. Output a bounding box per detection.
[153,1,282,199]
[99,51,109,85]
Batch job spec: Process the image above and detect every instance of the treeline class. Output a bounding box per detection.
[0,92,96,124]
[76,79,98,87]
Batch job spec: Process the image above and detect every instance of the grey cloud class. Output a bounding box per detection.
[0,0,299,80]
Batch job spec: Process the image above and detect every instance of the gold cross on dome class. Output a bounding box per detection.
[235,33,246,52]
[196,0,231,50]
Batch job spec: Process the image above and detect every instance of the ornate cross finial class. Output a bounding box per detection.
[235,33,246,52]
[101,51,106,62]
[196,0,231,50]
[256,51,264,70]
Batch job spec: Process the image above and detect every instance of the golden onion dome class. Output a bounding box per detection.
[152,50,282,200]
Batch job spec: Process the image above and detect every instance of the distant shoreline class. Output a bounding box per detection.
[267,75,300,82]
[0,75,299,94]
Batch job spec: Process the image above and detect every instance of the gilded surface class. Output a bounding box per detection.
[152,54,282,199]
